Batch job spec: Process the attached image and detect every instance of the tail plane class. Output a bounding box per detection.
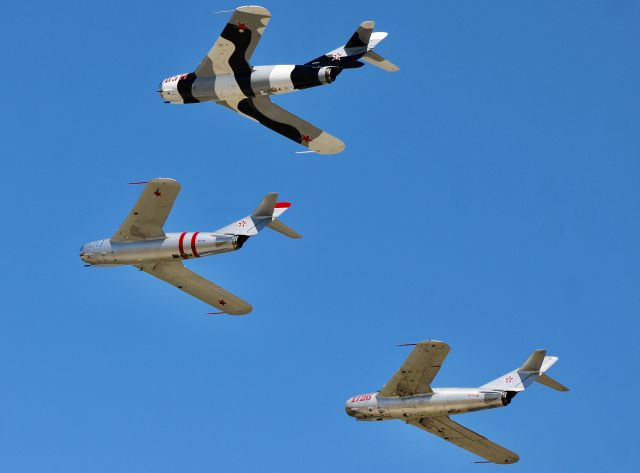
[481,349,569,392]
[215,193,301,239]
[306,21,399,71]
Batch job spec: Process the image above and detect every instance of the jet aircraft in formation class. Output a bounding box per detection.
[79,178,300,315]
[78,6,568,465]
[158,5,398,154]
[346,340,568,464]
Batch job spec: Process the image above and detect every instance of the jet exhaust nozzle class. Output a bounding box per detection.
[501,391,517,406]
[319,66,342,84]
[234,235,250,249]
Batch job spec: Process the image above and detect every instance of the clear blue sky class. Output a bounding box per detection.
[1,1,638,471]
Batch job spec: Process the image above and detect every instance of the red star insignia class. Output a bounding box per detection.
[301,134,311,143]
[237,22,247,32]
[218,299,227,306]
[153,188,162,197]
[505,376,514,383]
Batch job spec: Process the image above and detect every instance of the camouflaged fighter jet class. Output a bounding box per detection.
[158,5,398,154]
[79,178,300,315]
[346,341,569,464]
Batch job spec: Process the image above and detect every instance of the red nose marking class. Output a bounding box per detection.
[237,22,247,32]
[301,134,311,143]
[218,299,227,306]
[153,188,162,197]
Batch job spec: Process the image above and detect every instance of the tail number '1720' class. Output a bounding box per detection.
[351,394,372,402]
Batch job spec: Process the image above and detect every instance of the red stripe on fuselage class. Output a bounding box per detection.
[190,232,200,257]
[178,232,188,259]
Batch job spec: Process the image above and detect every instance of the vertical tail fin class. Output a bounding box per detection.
[213,193,301,239]
[305,21,398,71]
[481,350,569,392]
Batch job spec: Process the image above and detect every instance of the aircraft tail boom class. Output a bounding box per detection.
[305,21,398,71]
[213,193,301,239]
[481,350,568,392]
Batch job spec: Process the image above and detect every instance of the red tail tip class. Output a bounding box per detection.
[275,202,291,208]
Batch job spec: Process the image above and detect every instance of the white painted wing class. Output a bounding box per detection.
[378,341,450,397]
[195,6,271,77]
[136,261,252,315]
[408,416,519,464]
[112,178,180,243]
[220,96,345,154]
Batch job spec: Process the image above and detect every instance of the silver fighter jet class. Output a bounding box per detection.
[79,178,300,315]
[158,5,398,154]
[346,341,568,464]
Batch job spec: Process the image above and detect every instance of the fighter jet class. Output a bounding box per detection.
[346,341,568,464]
[79,178,300,315]
[158,5,398,154]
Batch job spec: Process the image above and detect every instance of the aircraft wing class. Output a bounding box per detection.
[408,416,519,464]
[136,261,252,315]
[195,6,271,77]
[218,96,345,154]
[112,178,180,243]
[378,341,450,397]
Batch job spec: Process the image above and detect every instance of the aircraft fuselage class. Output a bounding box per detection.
[159,65,341,104]
[345,388,513,421]
[79,232,247,266]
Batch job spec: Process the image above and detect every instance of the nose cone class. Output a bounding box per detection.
[345,399,357,418]
[79,244,92,264]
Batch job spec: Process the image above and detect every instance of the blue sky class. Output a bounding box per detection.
[1,0,638,471]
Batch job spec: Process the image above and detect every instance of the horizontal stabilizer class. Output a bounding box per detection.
[268,220,302,239]
[362,51,400,72]
[536,373,569,392]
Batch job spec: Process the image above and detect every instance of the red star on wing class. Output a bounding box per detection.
[505,376,514,383]
[237,22,247,32]
[217,299,227,306]
[153,188,162,197]
[301,134,311,144]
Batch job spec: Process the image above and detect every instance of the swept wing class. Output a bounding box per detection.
[219,96,345,154]
[112,179,180,243]
[195,6,271,77]
[378,341,450,397]
[136,261,252,315]
[408,416,519,464]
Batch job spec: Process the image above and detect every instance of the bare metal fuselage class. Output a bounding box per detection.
[79,232,244,266]
[345,388,511,421]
